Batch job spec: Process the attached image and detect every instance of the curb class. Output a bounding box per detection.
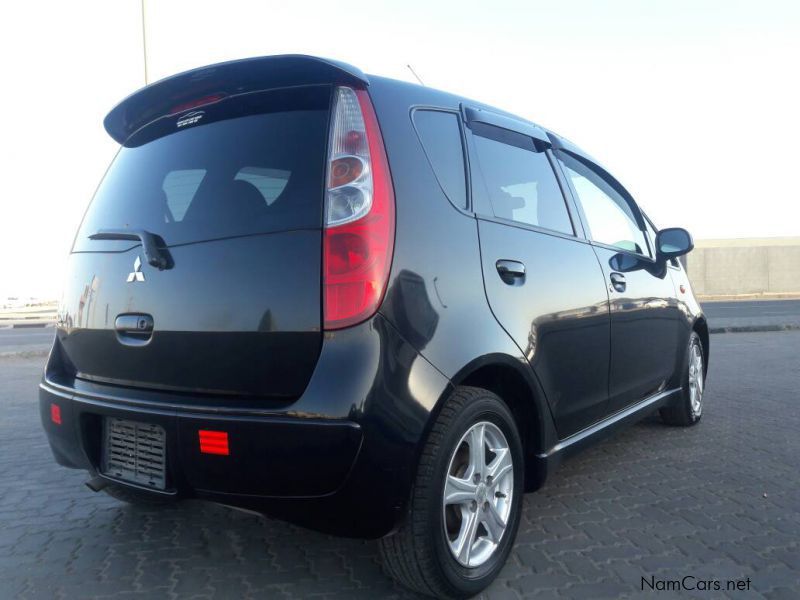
[709,324,800,334]
[0,323,54,329]
[699,294,800,302]
[0,349,50,359]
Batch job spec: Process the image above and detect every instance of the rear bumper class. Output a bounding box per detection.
[39,314,452,538]
[40,385,363,497]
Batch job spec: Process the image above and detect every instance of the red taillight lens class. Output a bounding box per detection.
[323,88,394,330]
[50,404,61,425]
[198,430,229,455]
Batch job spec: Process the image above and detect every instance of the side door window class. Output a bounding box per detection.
[556,153,649,256]
[471,126,574,235]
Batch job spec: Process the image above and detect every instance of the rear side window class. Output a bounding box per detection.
[74,86,330,251]
[413,110,467,209]
[557,153,650,256]
[471,128,573,235]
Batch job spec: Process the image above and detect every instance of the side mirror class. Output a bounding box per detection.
[656,227,694,259]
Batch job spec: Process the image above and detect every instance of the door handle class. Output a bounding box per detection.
[115,313,154,346]
[496,260,526,285]
[610,272,626,293]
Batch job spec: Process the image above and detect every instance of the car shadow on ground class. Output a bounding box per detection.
[82,415,673,599]
[95,497,419,599]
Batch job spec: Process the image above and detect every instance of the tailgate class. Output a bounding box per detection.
[56,84,330,398]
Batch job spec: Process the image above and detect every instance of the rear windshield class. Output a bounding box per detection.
[74,86,330,251]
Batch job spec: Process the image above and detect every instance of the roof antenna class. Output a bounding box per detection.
[141,0,149,84]
[407,64,425,86]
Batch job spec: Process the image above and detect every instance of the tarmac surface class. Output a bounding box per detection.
[2,330,798,598]
[702,299,800,332]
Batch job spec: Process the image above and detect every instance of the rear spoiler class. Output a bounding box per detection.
[104,54,369,143]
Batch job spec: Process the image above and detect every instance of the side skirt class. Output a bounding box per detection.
[525,387,681,491]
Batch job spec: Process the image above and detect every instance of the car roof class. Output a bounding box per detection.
[105,54,578,155]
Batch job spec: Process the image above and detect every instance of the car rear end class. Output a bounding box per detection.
[39,55,450,537]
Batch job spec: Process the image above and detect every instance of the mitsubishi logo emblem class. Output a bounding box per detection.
[127,256,145,282]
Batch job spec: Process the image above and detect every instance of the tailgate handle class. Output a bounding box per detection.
[115,314,154,346]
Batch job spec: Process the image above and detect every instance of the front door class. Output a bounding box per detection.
[555,151,681,413]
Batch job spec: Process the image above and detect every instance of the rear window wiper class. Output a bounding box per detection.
[89,229,170,270]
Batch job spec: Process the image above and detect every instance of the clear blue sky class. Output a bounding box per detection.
[1,0,798,297]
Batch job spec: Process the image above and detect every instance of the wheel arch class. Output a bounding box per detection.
[446,354,556,492]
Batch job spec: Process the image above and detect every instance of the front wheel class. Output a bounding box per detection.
[660,331,705,426]
[378,386,524,599]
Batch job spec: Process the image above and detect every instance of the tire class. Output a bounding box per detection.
[660,331,705,426]
[378,386,524,599]
[103,482,177,507]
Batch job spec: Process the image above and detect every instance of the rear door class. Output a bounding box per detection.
[465,111,612,438]
[554,150,682,412]
[57,86,331,398]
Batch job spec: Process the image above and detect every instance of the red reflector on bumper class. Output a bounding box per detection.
[50,403,61,425]
[199,430,229,455]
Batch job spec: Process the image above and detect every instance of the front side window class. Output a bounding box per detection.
[558,153,649,256]
[471,128,573,234]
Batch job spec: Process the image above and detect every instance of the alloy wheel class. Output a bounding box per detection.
[442,421,514,567]
[688,342,704,417]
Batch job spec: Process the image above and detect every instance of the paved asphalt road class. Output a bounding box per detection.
[702,300,800,333]
[1,331,799,599]
[0,328,54,353]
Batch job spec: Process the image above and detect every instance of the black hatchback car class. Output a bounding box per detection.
[40,55,708,598]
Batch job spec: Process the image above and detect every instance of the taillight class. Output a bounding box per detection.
[323,87,394,330]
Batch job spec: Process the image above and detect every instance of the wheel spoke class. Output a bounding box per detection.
[454,508,480,565]
[482,502,506,543]
[468,423,486,477]
[444,475,477,505]
[692,348,703,395]
[486,447,512,484]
